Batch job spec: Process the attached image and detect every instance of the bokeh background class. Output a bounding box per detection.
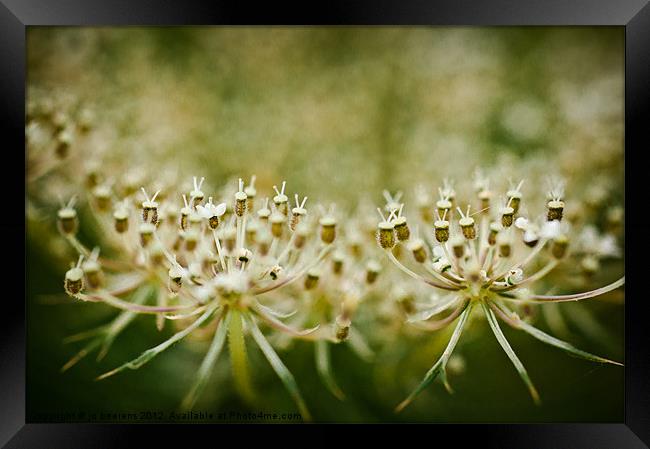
[26,27,624,422]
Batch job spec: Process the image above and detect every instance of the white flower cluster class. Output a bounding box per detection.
[374,176,624,411]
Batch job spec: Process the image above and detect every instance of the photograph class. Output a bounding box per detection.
[25,26,625,423]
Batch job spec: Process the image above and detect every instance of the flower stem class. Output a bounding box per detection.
[505,276,625,303]
[395,302,473,413]
[387,251,459,291]
[228,309,255,403]
[211,229,227,272]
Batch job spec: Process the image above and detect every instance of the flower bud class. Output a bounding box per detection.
[451,236,465,259]
[478,190,491,211]
[366,260,381,284]
[84,164,101,189]
[331,250,344,275]
[270,211,286,239]
[497,233,511,258]
[488,222,501,246]
[64,266,84,296]
[319,217,337,244]
[208,215,221,230]
[57,207,78,235]
[377,221,395,249]
[348,236,363,259]
[408,238,427,263]
[168,265,184,293]
[501,206,515,228]
[139,223,155,247]
[150,242,165,266]
[235,191,248,217]
[294,223,310,249]
[290,195,308,231]
[244,183,256,211]
[393,216,410,241]
[290,209,305,231]
[190,187,204,208]
[547,200,565,222]
[180,206,191,231]
[436,199,452,220]
[273,182,289,216]
[506,190,522,214]
[93,185,112,212]
[113,208,129,233]
[434,219,450,243]
[551,234,569,259]
[459,216,476,240]
[184,230,199,252]
[82,258,103,289]
[257,203,271,222]
[55,130,73,159]
[397,294,416,315]
[140,188,160,225]
[304,268,320,290]
[335,315,351,341]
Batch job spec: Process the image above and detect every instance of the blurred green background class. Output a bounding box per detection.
[26,27,624,422]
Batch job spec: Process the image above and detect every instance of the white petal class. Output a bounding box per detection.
[515,217,529,229]
[195,205,210,219]
[541,220,561,239]
[214,202,227,216]
[523,229,538,243]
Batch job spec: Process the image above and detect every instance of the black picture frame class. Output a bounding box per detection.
[6,0,649,446]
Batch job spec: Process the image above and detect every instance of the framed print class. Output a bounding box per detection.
[5,0,650,446]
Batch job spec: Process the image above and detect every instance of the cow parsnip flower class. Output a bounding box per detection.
[60,176,339,421]
[375,178,624,412]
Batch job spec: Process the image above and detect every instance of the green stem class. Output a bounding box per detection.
[316,339,345,400]
[481,301,540,405]
[182,311,231,410]
[96,304,218,380]
[395,302,473,413]
[246,315,312,421]
[228,309,255,403]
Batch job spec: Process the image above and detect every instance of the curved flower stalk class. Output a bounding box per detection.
[250,211,382,400]
[61,283,153,372]
[513,223,624,347]
[59,176,337,421]
[376,178,624,412]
